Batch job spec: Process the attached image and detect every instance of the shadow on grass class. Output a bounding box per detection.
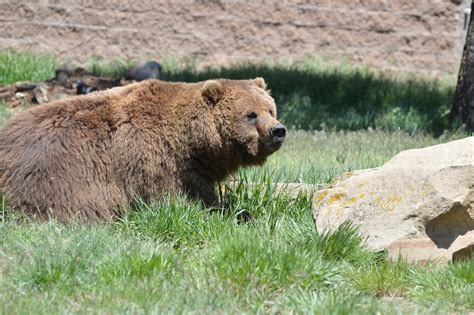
[1,49,455,136]
[161,63,455,136]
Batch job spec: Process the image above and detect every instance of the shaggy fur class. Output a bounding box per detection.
[0,78,284,222]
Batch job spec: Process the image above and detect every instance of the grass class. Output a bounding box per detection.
[157,56,457,135]
[0,50,57,85]
[249,129,463,184]
[85,58,136,78]
[0,51,472,313]
[87,56,457,135]
[0,51,461,135]
[1,131,472,314]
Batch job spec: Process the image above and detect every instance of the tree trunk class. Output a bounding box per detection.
[450,2,474,133]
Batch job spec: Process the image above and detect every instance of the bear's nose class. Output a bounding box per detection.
[271,124,286,139]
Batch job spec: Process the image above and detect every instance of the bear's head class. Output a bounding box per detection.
[202,78,286,166]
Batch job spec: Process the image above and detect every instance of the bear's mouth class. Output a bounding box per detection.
[259,138,284,153]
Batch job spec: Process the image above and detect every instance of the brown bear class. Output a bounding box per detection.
[0,78,286,222]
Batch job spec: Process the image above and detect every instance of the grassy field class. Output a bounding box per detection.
[1,130,471,314]
[0,50,460,135]
[0,51,473,314]
[159,60,457,136]
[247,129,462,184]
[89,56,458,135]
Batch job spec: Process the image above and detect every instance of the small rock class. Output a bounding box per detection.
[15,81,37,92]
[15,92,28,98]
[76,80,97,95]
[32,83,50,104]
[127,61,161,81]
[313,137,474,264]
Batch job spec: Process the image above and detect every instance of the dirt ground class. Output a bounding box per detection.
[0,1,470,75]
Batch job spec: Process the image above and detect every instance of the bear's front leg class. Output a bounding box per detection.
[183,175,220,208]
[183,174,254,223]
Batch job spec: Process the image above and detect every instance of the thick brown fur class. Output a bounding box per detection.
[0,78,284,222]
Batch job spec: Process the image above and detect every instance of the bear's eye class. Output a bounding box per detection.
[269,109,274,117]
[247,112,258,120]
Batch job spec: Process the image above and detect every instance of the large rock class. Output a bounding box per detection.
[313,137,474,263]
[126,61,161,81]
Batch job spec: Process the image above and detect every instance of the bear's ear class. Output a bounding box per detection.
[253,77,267,90]
[202,80,224,105]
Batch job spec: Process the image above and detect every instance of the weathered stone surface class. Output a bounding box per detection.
[313,137,474,263]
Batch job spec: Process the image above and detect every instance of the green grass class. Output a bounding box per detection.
[158,57,457,135]
[0,51,472,313]
[0,50,57,85]
[85,57,136,78]
[1,50,459,134]
[245,129,463,184]
[1,131,472,314]
[102,56,458,135]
